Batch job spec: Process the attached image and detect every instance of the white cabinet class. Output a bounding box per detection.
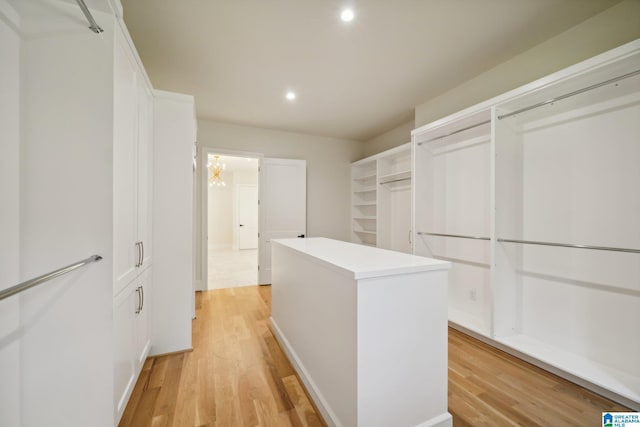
[351,143,412,253]
[112,25,155,423]
[137,83,154,269]
[0,2,187,424]
[135,268,152,368]
[151,91,196,356]
[114,268,152,418]
[412,39,640,409]
[113,280,136,416]
[351,158,378,246]
[114,29,153,296]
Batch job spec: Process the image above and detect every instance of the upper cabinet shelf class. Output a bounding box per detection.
[379,170,411,185]
[353,186,376,193]
[353,173,377,182]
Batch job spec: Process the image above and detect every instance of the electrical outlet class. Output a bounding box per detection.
[469,290,477,301]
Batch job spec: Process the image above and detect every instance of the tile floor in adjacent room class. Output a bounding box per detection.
[208,247,258,289]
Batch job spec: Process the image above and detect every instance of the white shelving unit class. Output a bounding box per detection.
[351,143,412,252]
[412,39,640,409]
[351,157,378,246]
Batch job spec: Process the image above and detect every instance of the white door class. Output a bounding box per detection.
[258,158,306,284]
[238,184,258,249]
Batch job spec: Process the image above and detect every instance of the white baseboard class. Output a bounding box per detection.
[269,317,341,427]
[414,413,452,427]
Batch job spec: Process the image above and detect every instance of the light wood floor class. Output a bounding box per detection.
[120,286,628,427]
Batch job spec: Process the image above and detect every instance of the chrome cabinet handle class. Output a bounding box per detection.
[141,241,144,267]
[140,285,144,312]
[135,242,141,268]
[135,287,141,314]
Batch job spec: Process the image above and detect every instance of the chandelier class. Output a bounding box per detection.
[208,155,226,187]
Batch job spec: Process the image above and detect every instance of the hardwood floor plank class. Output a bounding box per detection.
[128,386,161,427]
[120,286,629,427]
[282,375,325,427]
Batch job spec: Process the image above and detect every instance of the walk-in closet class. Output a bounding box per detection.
[413,39,640,409]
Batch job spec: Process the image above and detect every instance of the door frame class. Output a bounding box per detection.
[199,147,263,291]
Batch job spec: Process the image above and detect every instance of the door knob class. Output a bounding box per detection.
[297,234,305,238]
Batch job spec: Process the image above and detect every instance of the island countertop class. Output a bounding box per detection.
[271,237,450,280]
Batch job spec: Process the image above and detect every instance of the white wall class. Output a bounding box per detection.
[414,0,640,127]
[363,120,414,158]
[208,173,235,249]
[195,120,364,282]
[13,4,116,426]
[0,8,21,426]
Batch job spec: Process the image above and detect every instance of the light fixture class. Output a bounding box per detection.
[208,155,226,187]
[340,8,354,22]
[286,90,296,101]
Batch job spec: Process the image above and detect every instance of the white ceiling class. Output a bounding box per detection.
[121,0,620,141]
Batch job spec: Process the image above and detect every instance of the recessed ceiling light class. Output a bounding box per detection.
[340,9,354,22]
[286,91,296,101]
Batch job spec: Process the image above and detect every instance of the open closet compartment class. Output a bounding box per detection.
[351,157,378,246]
[412,39,640,409]
[413,109,493,337]
[377,144,412,253]
[351,143,412,252]
[493,43,640,408]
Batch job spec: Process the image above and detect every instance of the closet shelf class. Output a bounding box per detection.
[353,186,376,193]
[378,170,411,185]
[497,68,640,121]
[495,334,640,406]
[353,216,376,220]
[353,230,376,236]
[417,119,491,146]
[353,173,376,181]
[448,308,490,337]
[354,202,377,207]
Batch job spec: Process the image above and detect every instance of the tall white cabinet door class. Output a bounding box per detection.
[135,268,152,369]
[258,158,307,284]
[113,281,137,418]
[137,84,153,268]
[113,33,139,295]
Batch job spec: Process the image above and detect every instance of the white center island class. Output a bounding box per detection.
[270,238,452,427]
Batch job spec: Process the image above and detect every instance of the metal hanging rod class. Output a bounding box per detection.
[417,120,491,146]
[76,0,104,33]
[0,254,103,301]
[497,68,640,120]
[498,238,640,254]
[417,232,490,241]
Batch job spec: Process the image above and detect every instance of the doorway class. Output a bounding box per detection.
[206,153,259,289]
